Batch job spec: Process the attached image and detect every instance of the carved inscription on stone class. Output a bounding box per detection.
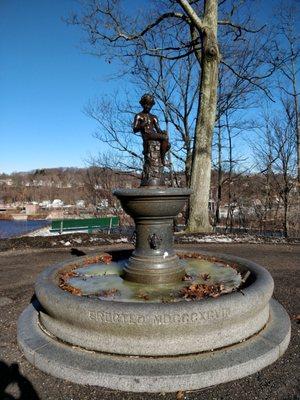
[89,308,230,325]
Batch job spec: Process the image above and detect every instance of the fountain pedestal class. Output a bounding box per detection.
[114,188,192,284]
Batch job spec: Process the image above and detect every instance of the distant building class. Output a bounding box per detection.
[52,199,64,208]
[39,200,52,208]
[25,203,39,215]
[0,178,13,186]
[76,200,85,208]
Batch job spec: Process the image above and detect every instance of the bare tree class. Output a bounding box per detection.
[84,166,110,208]
[252,101,296,237]
[275,0,300,190]
[68,0,278,232]
[84,96,143,173]
[212,40,269,228]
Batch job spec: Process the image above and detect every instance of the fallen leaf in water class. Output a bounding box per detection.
[201,273,210,281]
[59,282,82,296]
[60,270,76,281]
[83,253,112,266]
[97,288,120,298]
[59,268,82,295]
[137,291,150,301]
[182,273,193,281]
[101,253,113,264]
[176,390,185,400]
[180,283,224,300]
[161,294,176,303]
[181,284,205,300]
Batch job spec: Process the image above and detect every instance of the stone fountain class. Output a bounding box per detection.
[18,94,290,393]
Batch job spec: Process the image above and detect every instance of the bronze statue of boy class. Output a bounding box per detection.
[133,94,170,186]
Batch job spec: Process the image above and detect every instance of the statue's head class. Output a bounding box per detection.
[140,93,155,111]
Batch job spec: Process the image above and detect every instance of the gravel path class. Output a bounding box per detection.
[0,243,299,400]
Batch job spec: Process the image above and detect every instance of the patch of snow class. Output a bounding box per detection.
[115,237,128,243]
[89,238,100,242]
[180,235,233,243]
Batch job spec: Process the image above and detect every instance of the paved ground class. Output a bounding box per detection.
[0,243,299,400]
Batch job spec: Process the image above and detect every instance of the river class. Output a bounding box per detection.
[0,220,50,239]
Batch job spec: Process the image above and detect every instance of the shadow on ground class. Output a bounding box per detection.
[0,361,40,400]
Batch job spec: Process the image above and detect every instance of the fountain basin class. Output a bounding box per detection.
[18,248,290,391]
[32,249,273,356]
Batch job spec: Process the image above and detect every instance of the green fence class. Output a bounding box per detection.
[51,216,119,233]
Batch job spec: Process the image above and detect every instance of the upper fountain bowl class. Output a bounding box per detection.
[113,187,192,219]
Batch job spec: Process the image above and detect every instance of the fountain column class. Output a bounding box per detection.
[114,188,192,284]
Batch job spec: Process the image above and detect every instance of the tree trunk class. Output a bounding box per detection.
[185,150,192,187]
[283,193,288,238]
[186,0,220,233]
[292,66,300,192]
[215,121,222,226]
[226,111,234,232]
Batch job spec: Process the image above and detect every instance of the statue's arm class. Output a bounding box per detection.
[133,114,144,133]
[152,116,168,140]
[152,115,163,134]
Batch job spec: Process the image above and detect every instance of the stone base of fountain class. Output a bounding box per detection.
[18,299,289,393]
[17,249,290,392]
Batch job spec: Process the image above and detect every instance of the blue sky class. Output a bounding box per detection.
[0,0,126,173]
[0,0,296,174]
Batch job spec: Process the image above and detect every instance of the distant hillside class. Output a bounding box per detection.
[0,167,139,205]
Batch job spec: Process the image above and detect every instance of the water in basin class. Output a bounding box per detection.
[65,257,243,303]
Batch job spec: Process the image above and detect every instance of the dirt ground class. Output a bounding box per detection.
[0,243,299,400]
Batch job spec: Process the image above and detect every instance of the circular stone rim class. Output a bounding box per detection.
[34,249,274,356]
[17,298,291,393]
[113,187,193,197]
